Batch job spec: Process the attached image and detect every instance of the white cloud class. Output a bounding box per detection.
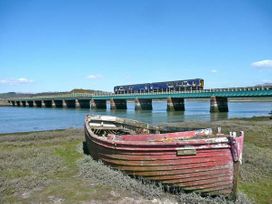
[211,69,217,73]
[0,78,33,85]
[87,74,102,80]
[262,79,272,83]
[17,78,33,83]
[251,59,272,69]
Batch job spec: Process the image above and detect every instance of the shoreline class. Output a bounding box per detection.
[0,128,76,136]
[0,102,10,106]
[0,116,271,136]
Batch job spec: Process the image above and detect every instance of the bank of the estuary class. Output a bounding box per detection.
[0,100,10,106]
[0,117,271,203]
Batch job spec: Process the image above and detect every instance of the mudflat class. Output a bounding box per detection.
[0,117,271,204]
[0,100,10,106]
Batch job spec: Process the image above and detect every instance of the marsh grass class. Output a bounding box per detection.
[0,147,65,203]
[0,117,271,203]
[0,129,84,203]
[79,154,251,204]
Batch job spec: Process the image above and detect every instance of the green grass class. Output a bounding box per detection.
[239,179,272,204]
[54,142,82,167]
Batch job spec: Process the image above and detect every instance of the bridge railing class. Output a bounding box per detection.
[106,86,271,96]
[6,86,272,100]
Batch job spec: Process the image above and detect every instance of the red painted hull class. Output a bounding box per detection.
[84,115,244,198]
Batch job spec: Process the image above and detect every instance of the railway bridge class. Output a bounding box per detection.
[7,86,272,112]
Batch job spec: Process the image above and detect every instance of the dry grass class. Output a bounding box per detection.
[79,154,250,204]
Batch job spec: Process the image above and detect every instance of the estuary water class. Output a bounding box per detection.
[0,101,271,133]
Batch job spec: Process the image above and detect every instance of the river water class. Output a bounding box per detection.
[0,101,271,133]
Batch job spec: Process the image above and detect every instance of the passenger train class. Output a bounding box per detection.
[114,78,204,94]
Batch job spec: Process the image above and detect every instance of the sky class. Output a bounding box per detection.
[0,0,272,93]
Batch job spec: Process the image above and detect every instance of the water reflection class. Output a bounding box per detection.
[134,110,154,123]
[167,111,185,123]
[210,112,229,121]
[110,109,128,114]
[1,100,271,133]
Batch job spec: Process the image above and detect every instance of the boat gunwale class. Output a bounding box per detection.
[85,117,239,149]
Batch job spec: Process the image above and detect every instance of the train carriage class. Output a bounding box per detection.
[114,78,204,94]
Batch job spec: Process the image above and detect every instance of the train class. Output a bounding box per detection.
[114,78,204,94]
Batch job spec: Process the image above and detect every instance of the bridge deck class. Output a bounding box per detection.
[8,87,272,101]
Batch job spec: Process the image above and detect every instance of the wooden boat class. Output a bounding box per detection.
[84,115,244,199]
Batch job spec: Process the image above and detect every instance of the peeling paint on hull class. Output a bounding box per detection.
[84,115,244,199]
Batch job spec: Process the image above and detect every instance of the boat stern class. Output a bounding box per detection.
[229,131,245,200]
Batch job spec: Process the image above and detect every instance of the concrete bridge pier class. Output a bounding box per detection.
[41,100,46,108]
[34,101,42,107]
[62,100,67,108]
[51,100,56,108]
[110,99,127,110]
[53,100,63,108]
[167,97,185,111]
[91,99,107,109]
[11,101,16,106]
[75,99,80,108]
[210,96,228,112]
[77,99,90,108]
[27,101,34,107]
[75,99,81,108]
[135,98,152,111]
[21,101,26,107]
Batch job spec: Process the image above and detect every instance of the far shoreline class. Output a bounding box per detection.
[1,115,270,136]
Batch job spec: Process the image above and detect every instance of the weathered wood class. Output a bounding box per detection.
[84,115,244,198]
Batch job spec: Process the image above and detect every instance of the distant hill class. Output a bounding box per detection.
[70,89,111,94]
[0,92,33,99]
[0,89,111,99]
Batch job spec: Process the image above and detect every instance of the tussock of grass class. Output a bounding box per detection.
[54,143,82,168]
[239,179,272,204]
[78,154,250,204]
[0,148,65,202]
[240,144,272,183]
[0,129,83,203]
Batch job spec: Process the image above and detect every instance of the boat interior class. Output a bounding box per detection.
[86,115,223,142]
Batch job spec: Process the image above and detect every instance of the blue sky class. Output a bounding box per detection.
[0,0,272,93]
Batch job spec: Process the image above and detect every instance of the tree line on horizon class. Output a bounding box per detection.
[0,89,111,99]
